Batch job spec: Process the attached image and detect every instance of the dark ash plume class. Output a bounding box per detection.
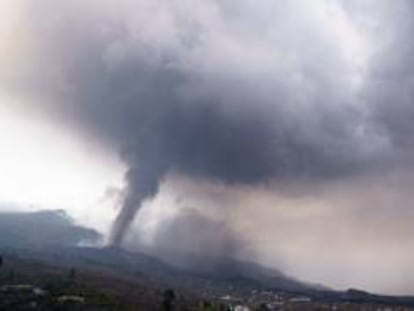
[110,165,167,245]
[0,0,399,246]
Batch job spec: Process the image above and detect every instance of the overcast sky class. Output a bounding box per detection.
[1,0,414,295]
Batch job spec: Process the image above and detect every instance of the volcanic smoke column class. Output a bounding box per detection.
[106,101,372,247]
[0,0,390,249]
[109,163,167,246]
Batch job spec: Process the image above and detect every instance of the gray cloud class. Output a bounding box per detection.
[0,0,411,248]
[363,1,414,156]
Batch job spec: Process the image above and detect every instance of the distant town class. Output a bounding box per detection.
[1,252,414,310]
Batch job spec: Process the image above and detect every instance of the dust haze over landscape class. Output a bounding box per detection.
[1,0,414,296]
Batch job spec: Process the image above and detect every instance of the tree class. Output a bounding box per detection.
[161,289,176,311]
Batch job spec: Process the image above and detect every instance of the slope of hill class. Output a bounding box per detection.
[0,210,315,295]
[1,210,414,309]
[0,210,100,248]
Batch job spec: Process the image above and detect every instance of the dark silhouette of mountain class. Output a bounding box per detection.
[4,244,414,307]
[0,210,312,294]
[0,210,101,248]
[1,210,414,307]
[4,244,312,295]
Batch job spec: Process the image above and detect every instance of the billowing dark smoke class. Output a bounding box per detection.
[124,207,245,270]
[1,0,407,246]
[107,95,369,245]
[110,164,167,245]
